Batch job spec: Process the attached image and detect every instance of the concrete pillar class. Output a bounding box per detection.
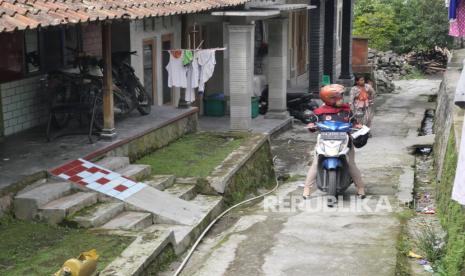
[308,0,325,95]
[266,18,289,119]
[338,0,354,82]
[228,24,254,131]
[324,0,337,83]
[101,23,117,140]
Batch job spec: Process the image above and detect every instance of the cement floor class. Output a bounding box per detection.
[198,115,293,136]
[171,79,441,276]
[0,106,197,191]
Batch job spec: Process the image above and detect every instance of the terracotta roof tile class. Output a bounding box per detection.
[0,0,248,32]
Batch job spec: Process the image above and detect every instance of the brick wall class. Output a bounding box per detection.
[0,76,48,136]
[82,24,102,57]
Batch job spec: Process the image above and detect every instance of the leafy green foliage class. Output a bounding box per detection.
[415,223,445,263]
[354,1,398,51]
[436,128,465,275]
[354,0,453,53]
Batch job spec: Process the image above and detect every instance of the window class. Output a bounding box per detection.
[25,30,40,73]
[0,32,24,82]
[0,26,83,83]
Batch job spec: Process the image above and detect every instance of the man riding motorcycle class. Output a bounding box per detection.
[303,84,366,199]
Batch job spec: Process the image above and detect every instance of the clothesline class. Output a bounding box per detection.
[162,47,226,52]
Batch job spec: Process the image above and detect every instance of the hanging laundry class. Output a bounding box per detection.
[449,0,465,37]
[185,52,200,102]
[452,60,465,205]
[183,50,194,66]
[452,117,465,205]
[197,49,216,92]
[449,0,458,20]
[166,50,187,88]
[455,59,465,108]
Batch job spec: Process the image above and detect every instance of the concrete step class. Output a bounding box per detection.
[163,184,197,201]
[96,156,130,171]
[14,181,73,220]
[147,194,224,254]
[73,202,125,228]
[175,177,198,185]
[146,175,176,190]
[39,192,98,224]
[190,194,224,217]
[100,211,153,230]
[124,187,205,226]
[100,229,174,276]
[116,164,151,181]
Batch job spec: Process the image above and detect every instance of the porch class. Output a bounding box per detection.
[0,106,197,192]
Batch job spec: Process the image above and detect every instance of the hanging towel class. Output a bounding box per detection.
[452,117,465,205]
[449,0,458,20]
[197,49,216,92]
[183,50,194,66]
[166,50,187,88]
[455,59,465,109]
[450,0,465,36]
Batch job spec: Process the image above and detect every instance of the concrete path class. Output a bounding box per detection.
[177,79,441,276]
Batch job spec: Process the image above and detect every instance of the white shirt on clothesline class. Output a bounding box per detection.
[166,51,187,88]
[197,49,216,92]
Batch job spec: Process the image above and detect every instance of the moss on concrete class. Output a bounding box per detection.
[0,217,132,275]
[136,132,244,178]
[105,114,198,163]
[436,127,465,275]
[223,141,276,206]
[144,244,177,275]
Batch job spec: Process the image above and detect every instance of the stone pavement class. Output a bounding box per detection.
[174,79,441,276]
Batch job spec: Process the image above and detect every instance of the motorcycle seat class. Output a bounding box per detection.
[286,92,310,101]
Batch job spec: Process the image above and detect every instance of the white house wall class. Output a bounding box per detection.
[129,17,182,106]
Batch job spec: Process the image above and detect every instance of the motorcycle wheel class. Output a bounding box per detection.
[134,82,151,115]
[327,170,338,197]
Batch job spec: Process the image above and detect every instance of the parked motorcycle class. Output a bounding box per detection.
[44,49,152,132]
[259,86,319,123]
[312,120,370,203]
[109,51,151,115]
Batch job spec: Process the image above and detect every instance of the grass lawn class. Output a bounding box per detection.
[137,132,245,177]
[0,218,133,275]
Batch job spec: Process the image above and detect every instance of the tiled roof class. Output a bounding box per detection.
[0,0,248,33]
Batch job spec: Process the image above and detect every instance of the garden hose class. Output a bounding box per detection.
[173,156,281,276]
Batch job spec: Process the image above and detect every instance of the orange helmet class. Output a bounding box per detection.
[320,84,345,107]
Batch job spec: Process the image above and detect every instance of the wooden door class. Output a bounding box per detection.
[143,39,157,105]
[296,11,308,76]
[162,34,174,105]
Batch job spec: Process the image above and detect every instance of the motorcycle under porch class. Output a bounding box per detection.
[0,105,197,193]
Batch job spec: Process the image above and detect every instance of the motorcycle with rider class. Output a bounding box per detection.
[303,84,370,205]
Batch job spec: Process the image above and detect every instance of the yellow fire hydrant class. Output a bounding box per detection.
[54,249,99,276]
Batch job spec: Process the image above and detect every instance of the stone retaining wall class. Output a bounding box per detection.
[433,49,465,275]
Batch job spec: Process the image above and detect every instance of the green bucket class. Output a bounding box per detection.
[322,75,331,86]
[251,97,259,118]
[204,96,225,116]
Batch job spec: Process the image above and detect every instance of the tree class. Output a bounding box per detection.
[353,0,453,53]
[353,1,398,51]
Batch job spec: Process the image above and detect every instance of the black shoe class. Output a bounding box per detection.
[357,193,366,199]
